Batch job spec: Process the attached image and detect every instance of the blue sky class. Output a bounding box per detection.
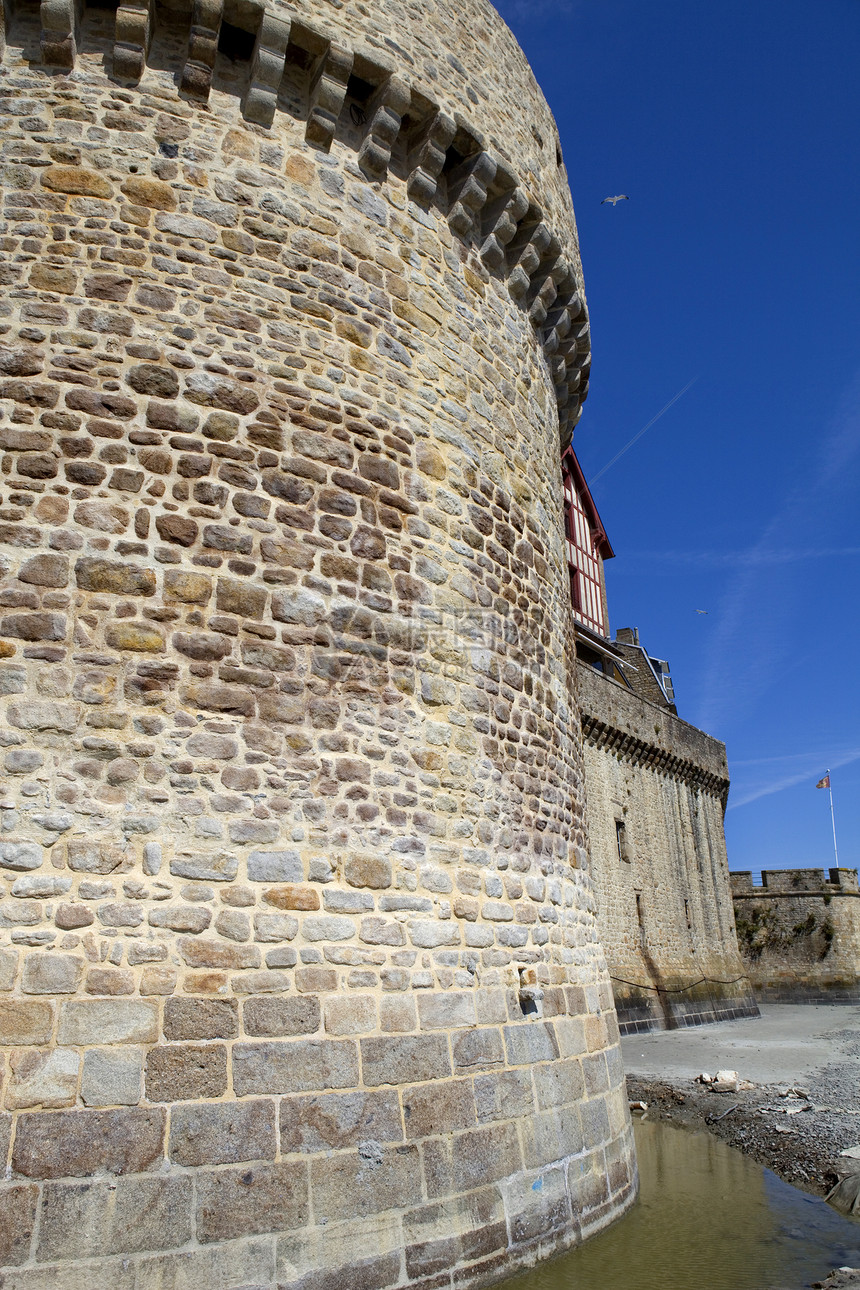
[493,0,860,872]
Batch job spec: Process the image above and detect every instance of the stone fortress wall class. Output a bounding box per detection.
[732,868,860,1003]
[577,663,757,1033]
[0,0,636,1285]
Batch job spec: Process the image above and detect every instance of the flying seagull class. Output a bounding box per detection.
[601,194,629,206]
[696,609,709,615]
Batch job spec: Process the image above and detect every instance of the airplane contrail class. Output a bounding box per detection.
[589,376,699,485]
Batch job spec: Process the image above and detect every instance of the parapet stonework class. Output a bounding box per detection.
[0,0,636,1284]
[577,664,758,1033]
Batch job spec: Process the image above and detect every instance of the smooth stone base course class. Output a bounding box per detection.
[0,1133,637,1290]
[0,1015,637,1289]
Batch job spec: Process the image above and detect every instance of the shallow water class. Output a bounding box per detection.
[503,1118,860,1290]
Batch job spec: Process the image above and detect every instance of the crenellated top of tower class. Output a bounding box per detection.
[0,0,591,443]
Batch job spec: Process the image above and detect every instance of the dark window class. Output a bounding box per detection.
[569,566,582,612]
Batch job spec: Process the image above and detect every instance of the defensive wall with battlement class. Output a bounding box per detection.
[732,868,860,1003]
[0,0,636,1285]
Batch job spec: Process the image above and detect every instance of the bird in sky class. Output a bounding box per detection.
[601,194,629,206]
[696,609,709,615]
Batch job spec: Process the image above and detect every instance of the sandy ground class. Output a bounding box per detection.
[621,1003,860,1200]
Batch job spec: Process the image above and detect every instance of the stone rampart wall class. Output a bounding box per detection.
[732,869,860,1003]
[577,664,757,1032]
[0,0,635,1284]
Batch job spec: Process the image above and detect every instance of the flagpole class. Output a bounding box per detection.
[827,770,839,868]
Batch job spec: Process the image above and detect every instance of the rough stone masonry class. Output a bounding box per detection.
[0,0,637,1284]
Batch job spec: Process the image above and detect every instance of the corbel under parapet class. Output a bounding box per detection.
[305,40,353,150]
[480,175,530,272]
[446,148,497,238]
[405,108,456,206]
[40,0,82,68]
[180,0,223,102]
[244,11,290,126]
[507,216,552,302]
[357,74,411,182]
[114,0,153,81]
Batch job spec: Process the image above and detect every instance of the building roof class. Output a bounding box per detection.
[562,447,614,560]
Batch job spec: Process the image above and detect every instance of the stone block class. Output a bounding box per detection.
[417,992,476,1030]
[177,938,261,970]
[503,1021,559,1066]
[521,1105,584,1170]
[0,999,53,1045]
[0,949,19,991]
[215,909,251,941]
[280,1089,403,1154]
[324,995,376,1035]
[136,1238,275,1290]
[379,995,417,1032]
[0,842,43,871]
[0,1182,38,1267]
[344,854,392,889]
[75,557,155,596]
[408,919,461,948]
[360,1034,451,1088]
[254,911,299,942]
[296,966,338,993]
[282,1251,403,1290]
[163,997,238,1040]
[264,884,320,911]
[164,570,213,604]
[18,554,69,588]
[311,1144,422,1222]
[12,875,71,898]
[232,1038,359,1095]
[170,1098,276,1166]
[423,1122,523,1197]
[58,999,158,1045]
[473,1068,534,1124]
[553,1015,588,1058]
[247,849,303,882]
[145,1044,228,1102]
[21,953,83,995]
[170,852,238,882]
[67,838,126,875]
[505,1163,571,1247]
[37,1174,193,1261]
[451,1026,505,1073]
[301,914,355,942]
[141,966,178,995]
[359,916,406,946]
[532,1055,586,1110]
[0,1258,135,1290]
[579,1095,612,1150]
[402,1078,476,1140]
[149,904,211,934]
[12,1107,165,1178]
[582,1051,610,1098]
[81,1048,143,1106]
[7,701,78,733]
[196,1162,309,1242]
[85,967,135,996]
[243,996,321,1036]
[5,1048,79,1109]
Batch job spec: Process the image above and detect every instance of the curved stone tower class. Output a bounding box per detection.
[0,0,636,1284]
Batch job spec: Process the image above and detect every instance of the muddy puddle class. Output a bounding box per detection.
[503,1117,860,1290]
